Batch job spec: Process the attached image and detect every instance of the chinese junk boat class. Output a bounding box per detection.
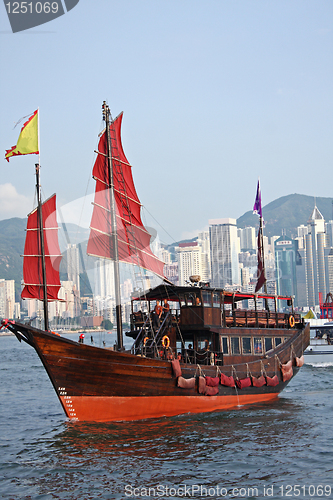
[2,103,310,422]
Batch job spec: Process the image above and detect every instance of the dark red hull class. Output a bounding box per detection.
[7,322,310,422]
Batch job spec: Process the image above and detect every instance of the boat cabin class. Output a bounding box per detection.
[126,284,303,365]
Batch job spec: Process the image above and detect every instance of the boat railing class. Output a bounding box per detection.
[224,309,302,329]
[178,348,223,366]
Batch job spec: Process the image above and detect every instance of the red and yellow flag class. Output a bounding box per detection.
[5,110,39,162]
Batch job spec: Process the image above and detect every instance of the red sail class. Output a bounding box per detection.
[21,194,62,301]
[87,113,165,278]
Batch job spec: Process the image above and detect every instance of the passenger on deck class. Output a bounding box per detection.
[153,300,163,331]
[162,299,170,326]
[195,297,201,306]
[187,343,194,363]
[162,298,170,316]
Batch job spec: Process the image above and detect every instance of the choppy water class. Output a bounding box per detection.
[1,334,333,500]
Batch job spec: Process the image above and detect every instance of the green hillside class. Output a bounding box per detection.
[0,218,26,299]
[237,194,333,238]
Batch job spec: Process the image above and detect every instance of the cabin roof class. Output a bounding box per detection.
[132,284,292,304]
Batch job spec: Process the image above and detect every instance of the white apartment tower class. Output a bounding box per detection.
[176,242,202,286]
[209,218,240,288]
[0,279,15,319]
[305,206,327,306]
[198,230,211,282]
[67,244,80,294]
[94,259,114,298]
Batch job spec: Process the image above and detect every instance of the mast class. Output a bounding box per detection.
[35,163,49,331]
[102,101,123,351]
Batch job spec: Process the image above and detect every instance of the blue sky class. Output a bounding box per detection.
[1,0,332,244]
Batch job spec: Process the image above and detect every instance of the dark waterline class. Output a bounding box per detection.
[1,335,332,500]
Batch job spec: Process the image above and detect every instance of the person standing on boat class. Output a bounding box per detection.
[162,299,170,325]
[153,300,163,331]
[162,299,170,316]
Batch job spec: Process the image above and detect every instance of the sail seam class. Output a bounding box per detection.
[91,181,142,206]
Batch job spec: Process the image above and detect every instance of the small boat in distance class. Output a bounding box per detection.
[1,103,310,422]
[304,323,333,366]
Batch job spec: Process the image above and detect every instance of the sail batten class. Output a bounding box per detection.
[87,112,166,279]
[21,194,62,301]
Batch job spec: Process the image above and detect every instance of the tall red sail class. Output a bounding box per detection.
[22,194,62,301]
[87,113,165,278]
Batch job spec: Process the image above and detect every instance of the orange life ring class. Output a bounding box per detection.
[143,336,149,346]
[289,315,295,328]
[162,335,170,349]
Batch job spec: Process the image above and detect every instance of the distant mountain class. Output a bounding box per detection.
[237,194,333,238]
[0,218,26,299]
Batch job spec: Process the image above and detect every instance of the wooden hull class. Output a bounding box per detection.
[7,321,310,422]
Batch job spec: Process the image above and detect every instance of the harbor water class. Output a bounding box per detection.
[1,333,333,500]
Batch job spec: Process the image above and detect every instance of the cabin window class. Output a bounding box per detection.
[242,337,252,354]
[213,292,220,308]
[265,337,273,352]
[275,337,282,347]
[179,294,186,307]
[231,337,240,355]
[221,336,229,354]
[185,293,196,306]
[202,291,212,307]
[254,337,263,354]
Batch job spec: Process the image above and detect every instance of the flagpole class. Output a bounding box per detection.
[35,108,49,330]
[37,107,40,167]
[259,214,268,295]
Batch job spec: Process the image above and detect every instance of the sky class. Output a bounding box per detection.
[1,0,332,245]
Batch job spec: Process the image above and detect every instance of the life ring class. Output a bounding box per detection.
[143,336,149,346]
[162,335,170,349]
[289,315,295,328]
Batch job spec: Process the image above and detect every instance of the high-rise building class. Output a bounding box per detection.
[209,218,240,288]
[198,230,211,282]
[94,259,114,298]
[274,237,298,302]
[325,221,333,248]
[237,227,256,252]
[67,244,80,294]
[305,206,326,306]
[0,279,15,319]
[176,242,202,286]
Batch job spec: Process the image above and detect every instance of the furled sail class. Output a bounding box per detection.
[22,194,62,301]
[87,113,165,278]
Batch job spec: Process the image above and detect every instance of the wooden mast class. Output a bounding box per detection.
[102,102,123,351]
[35,163,49,331]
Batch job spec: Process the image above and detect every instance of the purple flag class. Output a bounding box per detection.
[253,179,262,218]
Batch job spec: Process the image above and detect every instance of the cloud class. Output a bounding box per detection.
[0,183,33,219]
